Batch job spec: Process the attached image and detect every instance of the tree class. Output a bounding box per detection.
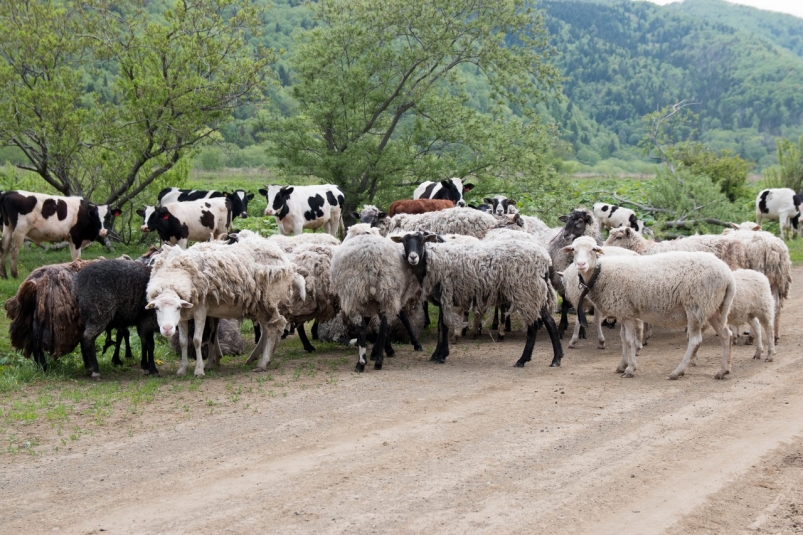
[265,0,560,214]
[0,0,274,206]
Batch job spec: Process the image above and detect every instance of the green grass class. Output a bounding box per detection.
[785,237,803,266]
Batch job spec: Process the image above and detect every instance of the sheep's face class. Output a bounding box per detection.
[146,291,193,338]
[390,231,438,267]
[559,209,594,242]
[604,227,636,247]
[351,205,387,228]
[562,236,602,276]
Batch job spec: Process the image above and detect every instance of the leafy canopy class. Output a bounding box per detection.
[0,0,274,206]
[265,0,560,211]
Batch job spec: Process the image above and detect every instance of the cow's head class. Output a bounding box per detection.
[433,178,474,207]
[226,190,254,218]
[482,195,517,216]
[97,205,122,238]
[259,185,293,219]
[136,206,157,232]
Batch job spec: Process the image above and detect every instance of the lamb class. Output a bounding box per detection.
[722,223,791,342]
[146,238,303,376]
[316,304,425,348]
[72,259,158,378]
[330,231,422,372]
[381,207,519,238]
[560,245,639,350]
[723,270,776,362]
[564,236,735,380]
[604,227,746,270]
[391,230,563,368]
[4,260,94,370]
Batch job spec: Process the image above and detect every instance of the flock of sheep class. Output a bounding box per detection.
[2,181,796,383]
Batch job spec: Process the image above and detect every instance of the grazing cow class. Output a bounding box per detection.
[413,178,474,207]
[756,188,802,240]
[137,198,232,248]
[593,202,645,234]
[259,184,344,236]
[0,191,120,278]
[388,198,454,217]
[157,188,254,218]
[482,195,518,215]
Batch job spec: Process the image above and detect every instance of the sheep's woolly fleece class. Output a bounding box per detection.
[268,232,340,253]
[330,233,421,320]
[147,237,302,331]
[418,239,554,333]
[604,227,746,270]
[728,269,776,359]
[382,207,518,238]
[723,227,792,301]
[283,243,339,325]
[4,259,94,360]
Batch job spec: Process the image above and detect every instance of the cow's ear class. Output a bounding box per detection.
[136,208,146,218]
[281,186,294,196]
[441,180,452,188]
[482,197,493,204]
[463,183,475,191]
[558,215,569,223]
[258,188,267,196]
[112,207,122,217]
[246,193,254,200]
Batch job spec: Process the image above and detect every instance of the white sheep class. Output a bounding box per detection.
[560,245,639,350]
[390,230,563,368]
[330,232,422,372]
[564,236,736,380]
[268,232,340,252]
[381,207,519,238]
[146,238,303,376]
[722,223,792,342]
[721,269,776,362]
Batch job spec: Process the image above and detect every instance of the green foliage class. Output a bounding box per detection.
[264,0,560,213]
[763,136,803,192]
[668,142,751,202]
[0,0,274,206]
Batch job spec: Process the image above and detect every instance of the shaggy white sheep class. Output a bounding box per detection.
[719,269,776,362]
[564,236,736,380]
[381,207,519,238]
[146,238,303,376]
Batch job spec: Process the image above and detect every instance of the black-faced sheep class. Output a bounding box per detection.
[564,236,735,380]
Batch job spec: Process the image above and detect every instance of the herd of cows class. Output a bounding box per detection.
[0,179,798,382]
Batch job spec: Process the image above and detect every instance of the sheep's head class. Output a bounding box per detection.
[562,236,603,276]
[390,230,438,267]
[344,223,382,242]
[559,208,595,242]
[146,290,192,338]
[727,221,761,232]
[352,205,387,228]
[604,226,640,249]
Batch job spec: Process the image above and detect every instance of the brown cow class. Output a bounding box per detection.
[388,198,454,217]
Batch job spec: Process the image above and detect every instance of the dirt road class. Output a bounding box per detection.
[2,269,803,534]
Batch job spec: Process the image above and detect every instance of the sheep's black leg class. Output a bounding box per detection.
[311,320,319,341]
[397,311,422,351]
[383,322,396,358]
[355,317,369,373]
[422,301,431,328]
[101,327,115,356]
[492,307,500,331]
[253,322,262,344]
[515,323,538,367]
[557,296,570,339]
[297,323,316,353]
[31,316,48,371]
[461,310,470,337]
[541,305,564,367]
[79,324,104,378]
[374,316,389,370]
[431,306,450,363]
[122,327,132,360]
[504,305,512,333]
[138,324,158,376]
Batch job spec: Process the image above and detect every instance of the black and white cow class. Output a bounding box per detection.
[482,195,518,215]
[593,202,646,235]
[259,184,344,236]
[137,198,232,248]
[0,191,120,278]
[413,178,474,207]
[157,188,254,218]
[756,188,802,240]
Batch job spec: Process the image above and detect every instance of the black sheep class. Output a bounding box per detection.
[71,259,158,379]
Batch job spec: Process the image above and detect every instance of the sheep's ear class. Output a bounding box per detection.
[561,245,573,253]
[729,222,740,229]
[558,215,569,223]
[145,301,155,310]
[351,212,361,219]
[424,233,439,243]
[556,270,564,277]
[594,247,604,255]
[180,300,193,309]
[624,227,633,237]
[755,225,761,230]
[482,197,493,204]
[390,235,403,243]
[377,211,387,219]
[508,199,517,205]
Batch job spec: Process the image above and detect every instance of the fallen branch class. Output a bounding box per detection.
[659,218,731,229]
